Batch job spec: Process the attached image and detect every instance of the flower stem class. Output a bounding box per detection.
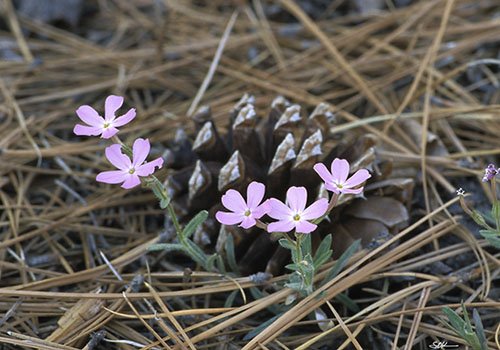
[491,180,500,230]
[312,193,339,225]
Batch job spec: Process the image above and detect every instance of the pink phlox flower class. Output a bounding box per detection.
[96,138,163,189]
[215,182,270,229]
[267,186,328,234]
[74,95,136,139]
[482,163,498,182]
[313,158,371,195]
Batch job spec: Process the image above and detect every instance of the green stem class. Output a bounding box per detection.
[491,180,500,230]
[313,193,339,225]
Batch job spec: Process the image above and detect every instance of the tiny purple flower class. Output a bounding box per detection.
[96,138,163,189]
[482,164,498,182]
[74,95,136,139]
[313,158,371,195]
[215,182,270,229]
[267,186,328,234]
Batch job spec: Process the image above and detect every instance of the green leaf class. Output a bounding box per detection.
[492,202,500,222]
[147,243,184,252]
[461,303,473,334]
[224,233,240,274]
[159,197,171,209]
[243,314,282,341]
[224,290,238,308]
[442,307,468,339]
[479,230,500,248]
[313,234,332,269]
[335,293,360,313]
[184,239,212,270]
[300,233,312,257]
[321,239,360,286]
[472,309,488,350]
[249,287,282,314]
[278,238,295,250]
[215,254,226,274]
[285,263,300,272]
[182,210,208,239]
[302,253,315,285]
[206,253,218,271]
[471,210,488,228]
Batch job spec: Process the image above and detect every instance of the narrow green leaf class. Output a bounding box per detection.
[471,210,488,228]
[472,309,488,350]
[206,253,218,271]
[301,233,312,257]
[147,243,184,252]
[184,239,212,270]
[249,287,282,314]
[461,303,474,334]
[159,197,171,209]
[335,293,360,313]
[278,238,295,250]
[442,307,468,339]
[285,263,300,272]
[479,230,500,248]
[224,290,238,308]
[182,210,208,239]
[321,239,360,286]
[224,233,240,274]
[243,314,282,341]
[215,254,226,274]
[313,234,332,269]
[491,202,500,222]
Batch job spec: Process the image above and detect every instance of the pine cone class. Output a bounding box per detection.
[164,95,414,275]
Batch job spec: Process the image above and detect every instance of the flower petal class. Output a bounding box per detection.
[121,174,141,189]
[295,220,317,234]
[267,220,295,233]
[268,198,292,220]
[135,158,163,176]
[105,144,131,170]
[221,189,247,213]
[73,124,102,136]
[344,169,371,188]
[216,211,243,225]
[76,105,102,126]
[313,163,333,184]
[132,138,150,167]
[301,198,328,221]
[252,200,270,219]
[104,95,124,121]
[240,216,256,229]
[96,170,127,184]
[286,186,307,212]
[246,181,265,210]
[330,158,349,183]
[113,108,136,127]
[101,127,119,139]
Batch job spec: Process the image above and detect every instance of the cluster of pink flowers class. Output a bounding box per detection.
[74,95,163,189]
[74,95,371,234]
[216,158,371,234]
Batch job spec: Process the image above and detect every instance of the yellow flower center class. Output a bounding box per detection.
[129,168,135,174]
[293,214,301,221]
[103,122,110,128]
[244,210,251,217]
